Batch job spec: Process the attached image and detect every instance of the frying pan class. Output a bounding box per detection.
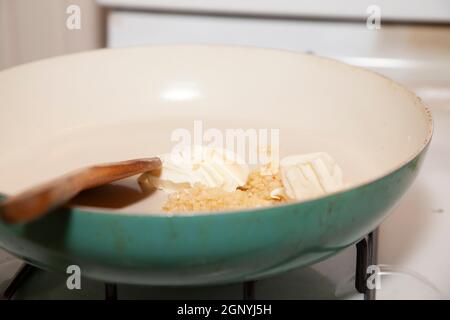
[0,45,432,285]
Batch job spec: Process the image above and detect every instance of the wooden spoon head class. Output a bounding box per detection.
[0,157,162,224]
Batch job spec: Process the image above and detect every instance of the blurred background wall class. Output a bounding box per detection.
[1,0,449,88]
[0,0,105,70]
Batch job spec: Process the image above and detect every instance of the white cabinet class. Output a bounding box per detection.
[104,9,450,87]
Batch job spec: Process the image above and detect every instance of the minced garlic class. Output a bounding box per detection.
[163,170,288,213]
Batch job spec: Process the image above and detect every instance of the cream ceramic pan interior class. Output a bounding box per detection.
[0,46,431,207]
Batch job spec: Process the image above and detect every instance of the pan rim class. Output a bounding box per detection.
[0,44,433,218]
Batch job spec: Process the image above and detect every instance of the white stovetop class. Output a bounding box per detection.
[377,85,450,299]
[1,44,449,298]
[1,81,449,299]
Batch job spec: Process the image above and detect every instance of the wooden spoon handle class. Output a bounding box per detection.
[0,157,161,224]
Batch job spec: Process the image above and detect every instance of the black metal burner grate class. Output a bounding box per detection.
[1,229,378,300]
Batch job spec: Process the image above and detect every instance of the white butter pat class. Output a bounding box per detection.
[280,152,344,200]
[139,145,249,193]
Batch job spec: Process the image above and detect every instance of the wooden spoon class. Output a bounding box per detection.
[0,157,161,224]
